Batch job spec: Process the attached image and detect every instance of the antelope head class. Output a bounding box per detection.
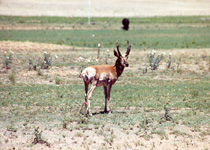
[114,41,131,68]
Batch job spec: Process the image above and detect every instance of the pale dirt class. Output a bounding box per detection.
[0,0,210,17]
[0,117,210,150]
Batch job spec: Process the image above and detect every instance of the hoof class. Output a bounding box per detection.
[86,110,92,117]
[104,110,111,114]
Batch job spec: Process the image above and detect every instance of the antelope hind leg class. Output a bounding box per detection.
[86,84,96,116]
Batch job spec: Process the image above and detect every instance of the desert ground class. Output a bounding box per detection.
[0,0,210,150]
[0,0,210,17]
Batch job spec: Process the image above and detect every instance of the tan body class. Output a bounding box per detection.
[85,65,122,86]
[82,42,131,116]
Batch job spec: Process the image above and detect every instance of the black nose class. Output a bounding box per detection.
[125,62,129,67]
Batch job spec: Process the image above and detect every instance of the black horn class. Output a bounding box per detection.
[126,40,131,57]
[116,42,122,56]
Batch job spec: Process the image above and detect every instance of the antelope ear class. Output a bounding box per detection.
[125,45,131,57]
[114,49,119,57]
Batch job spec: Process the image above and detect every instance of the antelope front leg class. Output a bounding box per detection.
[84,82,89,109]
[104,86,108,113]
[104,83,112,113]
[86,84,96,116]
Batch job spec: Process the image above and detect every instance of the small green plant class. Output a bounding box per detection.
[74,132,83,137]
[78,114,89,124]
[170,130,188,136]
[41,51,52,69]
[176,57,183,74]
[3,51,13,69]
[160,103,173,122]
[164,103,173,121]
[32,127,50,147]
[28,58,37,71]
[140,115,150,129]
[8,73,16,84]
[149,50,164,70]
[7,124,17,132]
[190,89,199,98]
[151,129,167,139]
[167,52,172,68]
[62,120,67,129]
[55,77,63,84]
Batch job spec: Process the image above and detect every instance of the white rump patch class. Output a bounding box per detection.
[82,67,96,82]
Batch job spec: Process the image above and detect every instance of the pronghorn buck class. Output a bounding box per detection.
[82,41,131,116]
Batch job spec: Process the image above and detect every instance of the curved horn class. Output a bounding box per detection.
[116,42,122,56]
[126,40,131,57]
[127,40,130,46]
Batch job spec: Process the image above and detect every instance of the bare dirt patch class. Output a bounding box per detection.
[0,41,92,53]
[0,41,72,52]
[1,108,210,150]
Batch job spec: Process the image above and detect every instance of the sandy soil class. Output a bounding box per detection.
[0,0,210,17]
[0,112,209,150]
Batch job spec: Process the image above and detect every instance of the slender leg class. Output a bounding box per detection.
[84,82,89,110]
[104,86,108,113]
[86,84,96,116]
[105,83,112,113]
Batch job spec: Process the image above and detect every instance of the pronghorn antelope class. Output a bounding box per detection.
[81,41,131,116]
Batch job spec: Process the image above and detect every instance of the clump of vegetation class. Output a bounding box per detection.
[176,57,182,74]
[32,127,50,147]
[159,103,173,123]
[167,53,173,68]
[28,58,37,71]
[163,103,173,121]
[151,129,167,140]
[41,51,52,69]
[149,50,165,70]
[190,89,199,98]
[28,51,52,71]
[140,114,150,130]
[7,124,17,132]
[62,120,67,129]
[8,73,16,84]
[3,51,13,69]
[55,76,63,84]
